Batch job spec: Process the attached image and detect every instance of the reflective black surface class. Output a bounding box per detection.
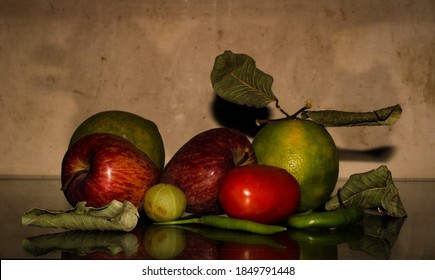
[1,178,434,260]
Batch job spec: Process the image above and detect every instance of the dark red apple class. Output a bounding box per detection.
[61,133,159,209]
[160,127,256,214]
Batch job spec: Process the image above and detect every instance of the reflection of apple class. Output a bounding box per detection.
[61,133,159,209]
[68,110,165,171]
[161,128,256,214]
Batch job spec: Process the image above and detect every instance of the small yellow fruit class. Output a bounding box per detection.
[252,118,339,212]
[144,183,187,222]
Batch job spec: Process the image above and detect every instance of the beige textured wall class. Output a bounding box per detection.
[0,0,434,179]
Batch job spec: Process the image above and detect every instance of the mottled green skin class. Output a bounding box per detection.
[69,110,165,171]
[252,119,339,212]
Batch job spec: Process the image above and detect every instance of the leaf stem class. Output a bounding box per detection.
[256,102,312,126]
[275,100,291,118]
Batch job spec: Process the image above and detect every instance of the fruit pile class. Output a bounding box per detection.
[60,112,304,227]
[55,108,365,233]
[23,51,406,235]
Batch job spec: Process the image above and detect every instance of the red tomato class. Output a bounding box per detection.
[218,164,300,224]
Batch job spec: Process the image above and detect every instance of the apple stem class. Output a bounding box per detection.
[256,102,313,126]
[234,147,251,166]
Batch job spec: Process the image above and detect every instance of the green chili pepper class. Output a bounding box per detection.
[155,215,287,235]
[287,207,364,229]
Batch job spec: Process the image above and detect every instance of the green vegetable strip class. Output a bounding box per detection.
[200,215,287,235]
[155,215,287,235]
[287,207,364,229]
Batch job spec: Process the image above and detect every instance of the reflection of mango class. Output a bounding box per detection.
[143,225,186,259]
[288,225,364,260]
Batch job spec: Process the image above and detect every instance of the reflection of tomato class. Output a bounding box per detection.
[218,232,299,260]
[218,165,300,224]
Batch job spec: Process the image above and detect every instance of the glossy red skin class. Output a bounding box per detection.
[218,165,300,224]
[161,128,256,214]
[61,133,159,209]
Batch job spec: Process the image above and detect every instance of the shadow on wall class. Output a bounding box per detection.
[211,95,270,138]
[212,94,396,163]
[337,146,396,162]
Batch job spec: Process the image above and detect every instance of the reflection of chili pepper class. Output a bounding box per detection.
[288,224,364,246]
[287,207,364,229]
[287,224,364,260]
[169,225,285,249]
[156,215,287,235]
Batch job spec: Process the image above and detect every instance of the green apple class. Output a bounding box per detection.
[69,110,165,170]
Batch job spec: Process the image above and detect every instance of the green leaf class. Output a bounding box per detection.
[325,166,407,218]
[301,104,402,127]
[22,200,139,232]
[211,50,278,108]
[22,230,139,257]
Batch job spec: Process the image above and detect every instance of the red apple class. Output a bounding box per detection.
[61,133,159,209]
[68,110,165,171]
[160,127,256,214]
